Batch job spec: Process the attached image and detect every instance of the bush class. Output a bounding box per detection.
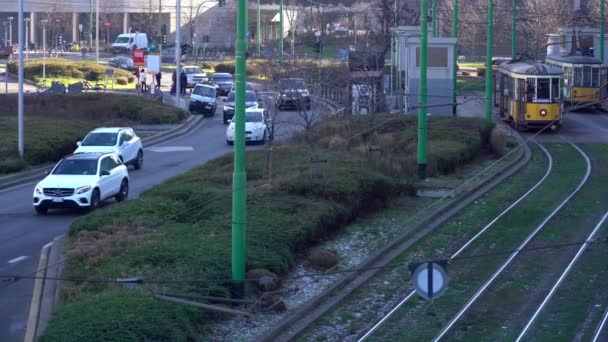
[0,157,29,174]
[115,76,128,85]
[7,58,131,82]
[308,248,339,269]
[214,61,236,74]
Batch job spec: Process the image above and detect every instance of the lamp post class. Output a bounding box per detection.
[452,0,458,116]
[279,0,283,66]
[18,0,24,159]
[485,0,494,122]
[95,0,99,63]
[418,0,428,180]
[8,16,13,62]
[176,0,182,106]
[3,21,7,94]
[24,17,30,63]
[42,19,47,79]
[256,0,261,57]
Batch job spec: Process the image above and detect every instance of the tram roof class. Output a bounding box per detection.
[499,60,563,76]
[545,54,603,65]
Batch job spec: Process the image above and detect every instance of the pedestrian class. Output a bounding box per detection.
[170,70,176,95]
[80,46,87,60]
[179,70,187,95]
[140,69,147,93]
[155,72,162,89]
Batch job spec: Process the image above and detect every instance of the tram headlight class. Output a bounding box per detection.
[540,109,548,117]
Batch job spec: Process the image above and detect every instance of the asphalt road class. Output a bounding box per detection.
[0,96,315,341]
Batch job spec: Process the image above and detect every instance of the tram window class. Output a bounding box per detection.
[574,67,583,87]
[526,79,535,102]
[537,78,550,102]
[564,66,572,86]
[583,66,592,87]
[551,78,560,101]
[592,68,600,87]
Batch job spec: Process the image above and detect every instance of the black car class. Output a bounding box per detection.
[223,90,260,124]
[277,78,311,110]
[108,57,136,71]
[189,84,218,117]
[212,73,234,96]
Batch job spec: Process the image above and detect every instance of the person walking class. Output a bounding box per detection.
[155,72,162,89]
[139,69,147,93]
[170,70,176,95]
[179,70,187,95]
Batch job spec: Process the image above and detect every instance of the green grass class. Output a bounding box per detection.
[41,115,493,341]
[457,76,485,92]
[459,62,485,68]
[0,94,187,174]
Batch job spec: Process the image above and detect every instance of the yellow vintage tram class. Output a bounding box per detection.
[545,54,608,108]
[498,59,563,132]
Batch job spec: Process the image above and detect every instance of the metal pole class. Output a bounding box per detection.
[25,18,29,63]
[279,0,283,66]
[452,0,458,116]
[18,0,24,159]
[96,0,99,63]
[601,0,605,62]
[393,0,397,91]
[42,20,47,79]
[176,0,181,106]
[232,0,248,299]
[256,0,261,57]
[4,23,7,95]
[485,0,494,122]
[390,33,394,92]
[158,0,162,66]
[89,0,93,48]
[511,0,516,57]
[432,0,437,37]
[418,0,428,180]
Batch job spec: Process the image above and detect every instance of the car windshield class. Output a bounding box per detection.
[185,67,203,74]
[192,86,215,97]
[246,112,264,122]
[81,132,117,146]
[226,92,257,102]
[213,75,233,82]
[114,36,129,44]
[52,159,98,175]
[280,79,306,89]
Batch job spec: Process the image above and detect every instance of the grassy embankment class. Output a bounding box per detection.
[0,94,187,174]
[40,115,499,341]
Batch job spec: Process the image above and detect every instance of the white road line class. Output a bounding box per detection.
[357,143,554,342]
[433,143,591,342]
[517,211,608,341]
[7,256,29,264]
[593,305,608,342]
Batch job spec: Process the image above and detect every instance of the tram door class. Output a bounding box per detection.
[517,79,527,123]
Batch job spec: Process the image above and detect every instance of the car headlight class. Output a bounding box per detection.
[35,186,42,194]
[540,109,547,116]
[76,185,91,194]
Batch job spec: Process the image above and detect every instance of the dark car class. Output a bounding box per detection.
[223,90,260,124]
[212,73,234,96]
[277,78,311,110]
[108,56,135,71]
[0,45,14,58]
[189,84,218,116]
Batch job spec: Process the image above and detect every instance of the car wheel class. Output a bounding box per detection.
[89,188,101,211]
[134,150,143,170]
[115,179,129,202]
[227,139,234,145]
[34,205,48,215]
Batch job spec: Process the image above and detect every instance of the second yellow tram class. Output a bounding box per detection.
[498,60,563,132]
[545,54,608,108]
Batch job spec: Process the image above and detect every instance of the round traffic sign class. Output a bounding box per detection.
[411,262,448,300]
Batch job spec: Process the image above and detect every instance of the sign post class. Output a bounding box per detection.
[133,48,145,65]
[410,262,449,300]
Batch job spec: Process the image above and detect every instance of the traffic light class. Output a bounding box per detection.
[162,34,167,44]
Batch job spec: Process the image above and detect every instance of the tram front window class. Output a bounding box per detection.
[527,79,535,102]
[537,78,550,102]
[551,78,560,102]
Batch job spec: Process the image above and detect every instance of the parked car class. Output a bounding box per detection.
[108,56,136,71]
[111,32,148,55]
[211,72,234,96]
[74,127,143,169]
[229,81,255,94]
[189,84,217,116]
[0,45,13,58]
[276,78,311,110]
[223,90,260,124]
[184,65,207,88]
[32,152,129,214]
[161,46,187,63]
[226,108,267,145]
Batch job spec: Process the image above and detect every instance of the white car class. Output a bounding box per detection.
[226,108,267,145]
[75,127,143,169]
[184,65,207,88]
[33,153,129,215]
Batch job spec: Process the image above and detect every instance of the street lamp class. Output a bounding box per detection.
[8,17,13,61]
[3,21,7,94]
[41,19,48,79]
[24,17,30,62]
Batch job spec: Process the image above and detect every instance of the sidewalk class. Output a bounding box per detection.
[0,67,37,94]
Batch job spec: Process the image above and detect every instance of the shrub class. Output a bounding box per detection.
[0,157,29,174]
[214,61,236,74]
[115,76,128,85]
[127,76,136,83]
[490,128,507,156]
[308,248,339,269]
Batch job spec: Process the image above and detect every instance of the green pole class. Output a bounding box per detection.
[418,0,428,180]
[232,0,248,298]
[279,0,283,66]
[601,0,605,62]
[392,0,397,91]
[484,0,493,122]
[432,0,437,37]
[89,0,93,48]
[452,0,458,116]
[158,0,162,59]
[256,0,261,57]
[511,0,516,57]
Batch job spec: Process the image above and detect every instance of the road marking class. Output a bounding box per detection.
[145,146,194,153]
[8,256,28,264]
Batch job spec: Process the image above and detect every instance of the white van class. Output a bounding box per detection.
[111,33,148,55]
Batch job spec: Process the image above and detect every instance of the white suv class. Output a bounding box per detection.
[226,108,267,145]
[75,127,143,169]
[33,153,129,215]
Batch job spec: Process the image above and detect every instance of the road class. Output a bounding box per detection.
[0,96,317,341]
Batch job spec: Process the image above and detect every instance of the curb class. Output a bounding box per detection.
[23,241,52,342]
[257,130,532,342]
[0,115,202,192]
